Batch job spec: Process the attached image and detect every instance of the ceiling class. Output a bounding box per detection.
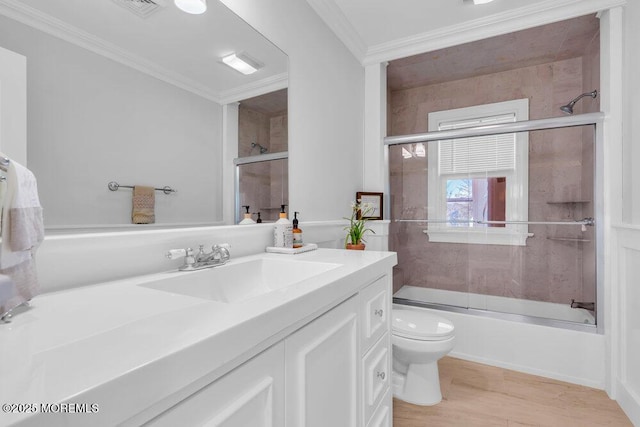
[387,14,600,91]
[330,0,549,47]
[305,0,605,64]
[0,0,288,102]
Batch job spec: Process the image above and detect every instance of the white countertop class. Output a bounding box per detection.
[0,249,396,427]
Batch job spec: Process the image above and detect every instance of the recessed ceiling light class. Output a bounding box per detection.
[174,0,206,14]
[473,0,495,4]
[221,53,262,75]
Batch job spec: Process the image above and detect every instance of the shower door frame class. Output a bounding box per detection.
[384,112,605,333]
[233,151,289,224]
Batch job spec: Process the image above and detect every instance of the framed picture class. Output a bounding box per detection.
[356,192,383,220]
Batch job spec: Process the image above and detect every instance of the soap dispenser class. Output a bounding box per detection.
[292,212,303,248]
[273,204,293,248]
[239,205,256,225]
[256,212,262,223]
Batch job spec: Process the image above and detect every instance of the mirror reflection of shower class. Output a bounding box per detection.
[236,88,288,223]
[560,90,598,114]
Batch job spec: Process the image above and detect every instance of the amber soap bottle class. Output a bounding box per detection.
[292,212,303,248]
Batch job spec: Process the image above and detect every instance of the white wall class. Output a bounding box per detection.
[0,15,223,227]
[613,1,640,424]
[220,0,365,221]
[622,2,640,225]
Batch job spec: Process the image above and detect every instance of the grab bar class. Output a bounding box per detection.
[395,218,594,231]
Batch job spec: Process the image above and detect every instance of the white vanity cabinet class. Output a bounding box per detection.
[285,296,359,426]
[284,274,392,427]
[146,342,285,427]
[146,273,392,427]
[5,250,398,427]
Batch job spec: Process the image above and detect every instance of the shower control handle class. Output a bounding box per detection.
[374,309,384,317]
[377,371,386,380]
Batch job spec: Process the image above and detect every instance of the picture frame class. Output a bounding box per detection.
[356,192,383,220]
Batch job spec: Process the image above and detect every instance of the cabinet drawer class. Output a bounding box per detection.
[359,276,390,353]
[362,333,390,424]
[366,388,391,427]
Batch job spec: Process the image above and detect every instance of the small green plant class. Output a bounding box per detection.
[344,200,375,246]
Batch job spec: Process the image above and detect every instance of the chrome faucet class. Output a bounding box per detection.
[166,244,231,271]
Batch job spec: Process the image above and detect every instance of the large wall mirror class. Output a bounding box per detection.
[0,0,288,230]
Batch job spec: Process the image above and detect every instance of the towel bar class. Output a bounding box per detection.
[108,181,176,195]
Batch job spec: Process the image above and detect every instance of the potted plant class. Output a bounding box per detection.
[344,200,375,250]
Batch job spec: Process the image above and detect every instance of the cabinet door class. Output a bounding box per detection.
[367,389,391,427]
[285,296,359,427]
[359,276,389,354]
[147,342,284,427]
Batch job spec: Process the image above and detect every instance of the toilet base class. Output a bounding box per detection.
[392,361,443,406]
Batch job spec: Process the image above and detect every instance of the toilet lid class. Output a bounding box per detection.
[392,309,455,341]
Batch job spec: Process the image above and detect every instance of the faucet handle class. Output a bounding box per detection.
[212,243,231,261]
[166,248,191,259]
[166,248,195,270]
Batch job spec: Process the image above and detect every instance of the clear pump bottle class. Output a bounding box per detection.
[273,205,293,248]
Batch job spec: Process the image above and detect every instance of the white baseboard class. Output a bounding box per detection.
[616,380,640,426]
[449,351,603,390]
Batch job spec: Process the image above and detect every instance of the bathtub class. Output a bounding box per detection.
[392,285,605,390]
[394,285,595,326]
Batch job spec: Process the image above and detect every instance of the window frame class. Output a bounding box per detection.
[426,99,532,246]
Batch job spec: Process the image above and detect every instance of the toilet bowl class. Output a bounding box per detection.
[391,308,456,406]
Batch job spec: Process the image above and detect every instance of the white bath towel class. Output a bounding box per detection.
[0,274,19,316]
[0,156,44,311]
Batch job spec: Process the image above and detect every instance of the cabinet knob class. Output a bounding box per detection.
[374,309,384,317]
[377,371,386,380]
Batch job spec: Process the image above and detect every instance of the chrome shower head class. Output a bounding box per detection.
[560,90,598,115]
[250,142,268,154]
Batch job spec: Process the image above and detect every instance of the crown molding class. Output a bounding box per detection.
[363,0,627,65]
[218,72,288,105]
[0,0,224,102]
[305,0,367,62]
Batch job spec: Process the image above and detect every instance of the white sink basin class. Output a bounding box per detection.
[140,257,342,303]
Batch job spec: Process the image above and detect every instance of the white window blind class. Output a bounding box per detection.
[438,113,516,175]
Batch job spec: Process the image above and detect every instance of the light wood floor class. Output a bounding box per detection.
[393,357,632,427]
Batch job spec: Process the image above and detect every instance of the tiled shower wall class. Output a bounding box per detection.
[238,106,288,222]
[389,53,599,305]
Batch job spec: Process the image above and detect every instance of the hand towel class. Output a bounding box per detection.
[0,157,44,312]
[132,185,155,224]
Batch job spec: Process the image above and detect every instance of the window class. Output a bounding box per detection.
[425,99,531,246]
[445,177,506,227]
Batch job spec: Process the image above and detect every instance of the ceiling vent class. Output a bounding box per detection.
[111,0,165,18]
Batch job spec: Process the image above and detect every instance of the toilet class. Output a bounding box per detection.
[391,307,456,406]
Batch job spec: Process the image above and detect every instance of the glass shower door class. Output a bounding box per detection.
[389,124,597,328]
